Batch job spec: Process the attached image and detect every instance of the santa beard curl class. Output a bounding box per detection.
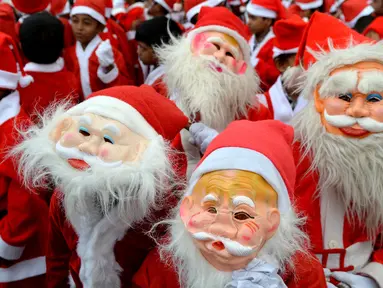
[156,37,260,132]
[156,206,307,288]
[293,102,383,238]
[11,102,175,227]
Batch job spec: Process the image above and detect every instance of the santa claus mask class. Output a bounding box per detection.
[314,61,383,138]
[50,113,149,170]
[180,169,280,271]
[190,31,247,75]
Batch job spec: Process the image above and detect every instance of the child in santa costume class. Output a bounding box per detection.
[64,0,132,99]
[133,120,327,288]
[0,3,17,43]
[183,0,226,30]
[148,0,180,17]
[339,0,375,33]
[157,6,271,180]
[135,16,182,97]
[246,0,286,88]
[12,85,189,287]
[294,0,323,20]
[364,16,383,40]
[257,15,307,123]
[291,12,383,287]
[0,32,49,288]
[18,12,80,120]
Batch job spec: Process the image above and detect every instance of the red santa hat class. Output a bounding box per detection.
[184,0,225,22]
[295,0,323,10]
[50,0,70,16]
[273,15,307,59]
[187,7,251,63]
[329,0,344,13]
[153,0,180,13]
[70,0,106,25]
[104,0,113,18]
[340,0,374,28]
[11,0,50,14]
[293,12,379,98]
[185,120,294,213]
[66,85,189,141]
[363,17,383,38]
[0,3,17,42]
[246,0,287,20]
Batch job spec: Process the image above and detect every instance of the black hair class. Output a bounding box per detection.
[19,11,64,64]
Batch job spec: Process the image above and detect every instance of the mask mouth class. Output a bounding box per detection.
[68,159,90,170]
[212,240,225,251]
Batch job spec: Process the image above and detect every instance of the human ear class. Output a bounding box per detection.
[314,85,325,113]
[49,117,73,142]
[266,208,280,240]
[180,196,194,225]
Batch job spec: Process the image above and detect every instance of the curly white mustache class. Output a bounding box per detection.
[324,109,383,132]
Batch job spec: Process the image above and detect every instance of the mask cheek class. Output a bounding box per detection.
[192,33,208,53]
[236,60,247,75]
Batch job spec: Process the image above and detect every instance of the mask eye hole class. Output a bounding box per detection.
[79,126,90,136]
[233,211,254,221]
[207,207,217,214]
[103,135,114,144]
[367,93,383,103]
[338,93,352,102]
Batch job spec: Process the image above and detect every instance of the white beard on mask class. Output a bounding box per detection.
[292,102,383,238]
[156,37,260,132]
[158,206,307,288]
[11,102,174,228]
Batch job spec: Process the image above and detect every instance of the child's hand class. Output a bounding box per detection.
[96,40,115,67]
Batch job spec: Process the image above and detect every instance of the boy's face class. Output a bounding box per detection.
[274,53,296,73]
[71,14,104,46]
[247,15,272,35]
[148,3,167,17]
[137,41,157,66]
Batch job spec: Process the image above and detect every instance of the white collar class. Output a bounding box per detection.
[24,57,65,73]
[0,91,21,126]
[144,65,165,86]
[76,35,102,55]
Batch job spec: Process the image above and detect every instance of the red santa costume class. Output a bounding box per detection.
[13,85,189,288]
[157,7,271,179]
[183,0,226,31]
[246,0,285,88]
[291,12,383,287]
[0,32,48,288]
[0,3,17,43]
[257,15,307,123]
[64,0,132,99]
[133,120,327,288]
[294,0,323,12]
[340,0,374,29]
[363,16,383,38]
[49,0,75,48]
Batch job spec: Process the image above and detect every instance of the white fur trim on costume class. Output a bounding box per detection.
[127,30,136,40]
[0,256,46,282]
[249,29,274,67]
[24,57,65,73]
[187,25,251,63]
[154,0,172,12]
[0,235,24,260]
[66,95,158,139]
[125,2,145,13]
[346,6,374,28]
[70,6,106,25]
[0,91,20,126]
[69,274,75,288]
[272,47,298,59]
[246,3,277,18]
[144,65,165,86]
[361,262,383,287]
[97,65,119,84]
[186,1,210,22]
[186,147,291,213]
[105,7,112,18]
[111,7,126,16]
[295,0,323,10]
[76,35,102,98]
[0,69,19,90]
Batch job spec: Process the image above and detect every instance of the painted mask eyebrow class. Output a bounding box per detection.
[201,193,219,204]
[79,115,92,126]
[358,70,383,94]
[319,70,358,97]
[232,195,255,208]
[206,36,240,59]
[102,124,121,136]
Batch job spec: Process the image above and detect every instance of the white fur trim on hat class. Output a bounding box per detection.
[66,96,158,140]
[345,5,374,28]
[0,70,19,90]
[154,0,172,12]
[246,3,277,18]
[272,47,299,59]
[187,25,251,63]
[186,147,291,213]
[186,1,210,21]
[295,0,323,10]
[329,0,345,13]
[70,6,106,25]
[209,0,226,6]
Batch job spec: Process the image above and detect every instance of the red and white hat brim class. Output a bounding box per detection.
[295,0,323,10]
[246,3,277,18]
[273,46,299,59]
[70,6,106,25]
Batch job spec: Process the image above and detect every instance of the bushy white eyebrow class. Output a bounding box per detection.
[79,115,92,126]
[319,70,358,97]
[102,124,121,136]
[232,196,255,208]
[201,194,219,204]
[358,71,383,94]
[206,36,240,59]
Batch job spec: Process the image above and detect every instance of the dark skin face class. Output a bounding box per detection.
[71,14,105,49]
[148,3,168,17]
[137,41,158,66]
[247,15,272,37]
[274,53,296,73]
[372,0,383,15]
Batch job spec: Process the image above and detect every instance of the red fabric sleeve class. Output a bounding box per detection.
[247,103,273,121]
[106,48,135,87]
[46,191,71,288]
